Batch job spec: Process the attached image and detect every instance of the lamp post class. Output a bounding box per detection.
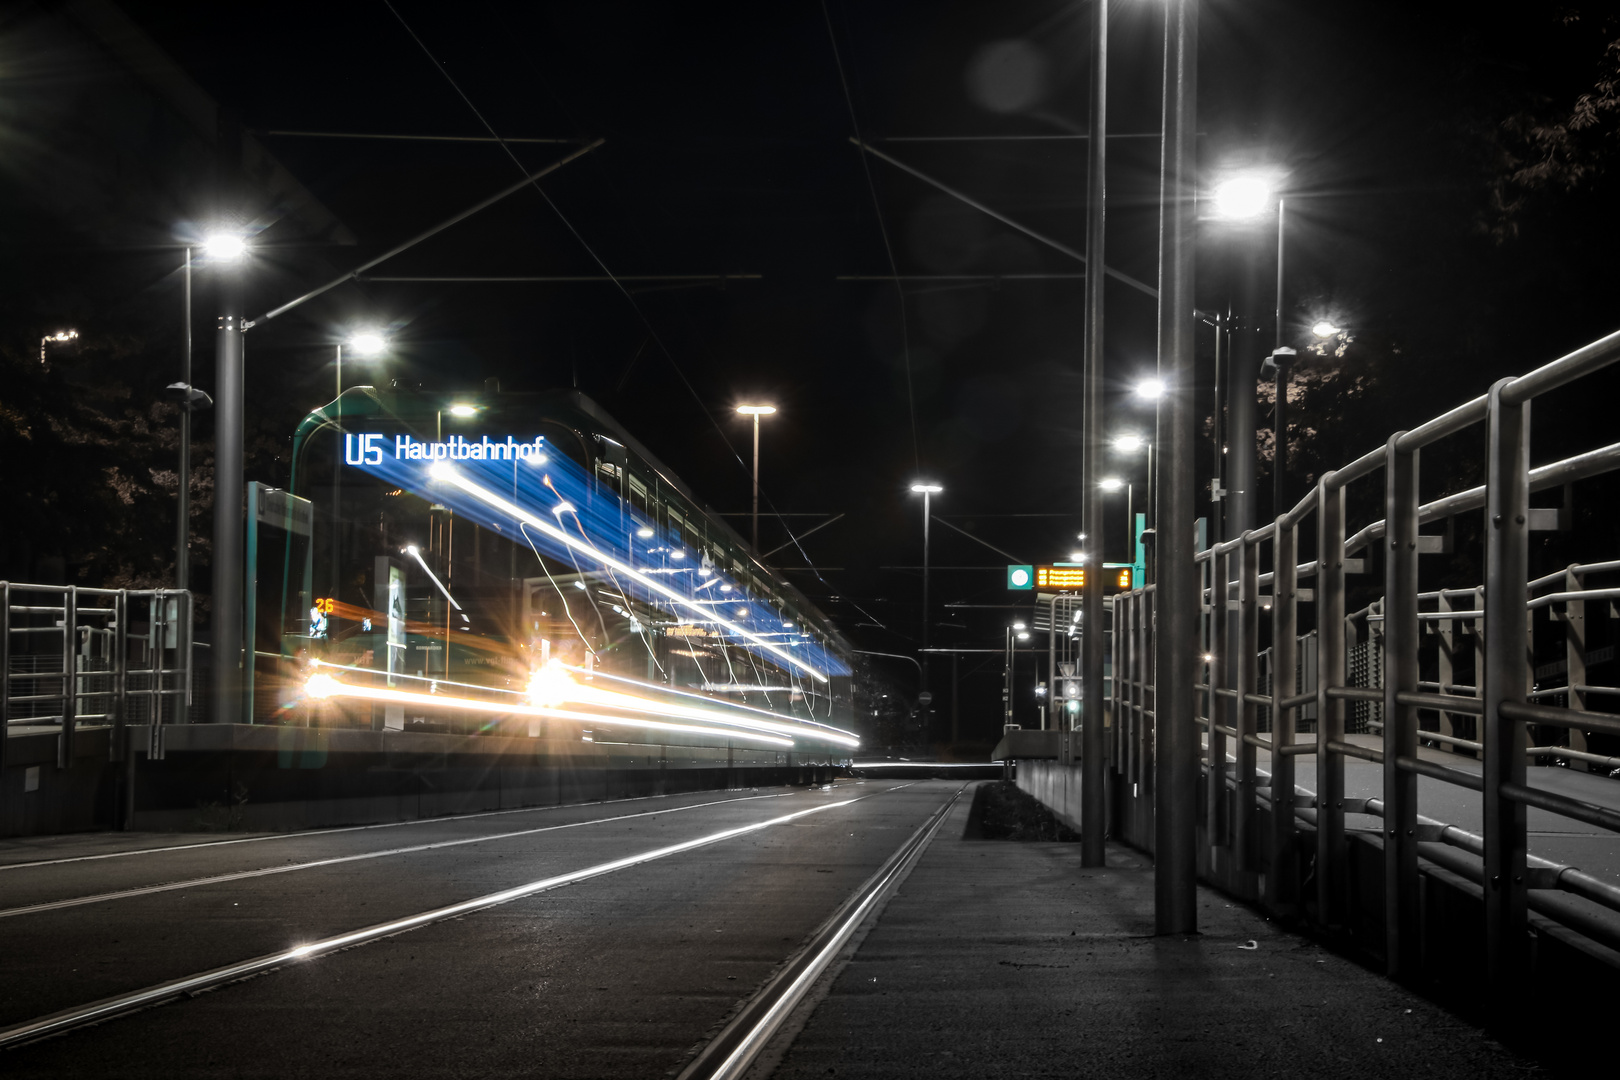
[1112,434,1153,577]
[1099,476,1129,561]
[736,405,776,552]
[165,247,213,592]
[205,231,247,725]
[332,332,387,608]
[910,481,943,737]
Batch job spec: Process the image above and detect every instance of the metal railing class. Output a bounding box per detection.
[1107,328,1620,1000]
[2,583,194,772]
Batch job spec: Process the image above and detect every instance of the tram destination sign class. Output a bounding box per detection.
[344,432,547,466]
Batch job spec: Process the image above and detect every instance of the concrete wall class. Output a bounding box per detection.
[1,726,844,836]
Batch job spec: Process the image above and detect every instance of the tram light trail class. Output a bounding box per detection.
[303,673,796,748]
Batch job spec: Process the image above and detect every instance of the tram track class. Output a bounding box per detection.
[0,787,792,873]
[0,792,793,920]
[0,781,939,1053]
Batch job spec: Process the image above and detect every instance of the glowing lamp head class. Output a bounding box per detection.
[203,233,248,260]
[427,462,455,481]
[1012,621,1027,632]
[636,526,655,538]
[404,544,420,557]
[1069,551,1085,562]
[736,404,776,416]
[1312,320,1342,338]
[671,550,686,561]
[447,404,477,418]
[909,482,943,494]
[527,660,573,708]
[305,673,341,699]
[1113,434,1146,452]
[1099,477,1125,492]
[1134,378,1166,400]
[1017,631,1031,641]
[348,332,387,356]
[1211,175,1274,221]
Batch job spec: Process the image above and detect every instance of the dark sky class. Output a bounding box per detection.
[25,0,1620,738]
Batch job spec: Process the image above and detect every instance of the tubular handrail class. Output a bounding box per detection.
[1501,326,1620,406]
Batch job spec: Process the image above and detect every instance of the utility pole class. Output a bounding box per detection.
[211,256,245,724]
[1154,0,1200,935]
[1079,0,1108,867]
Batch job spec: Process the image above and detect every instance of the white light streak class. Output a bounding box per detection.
[431,467,829,683]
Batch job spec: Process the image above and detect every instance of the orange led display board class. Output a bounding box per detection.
[1032,565,1135,592]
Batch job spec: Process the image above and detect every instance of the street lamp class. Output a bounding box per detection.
[909,481,943,734]
[736,405,776,552]
[332,331,389,610]
[1133,377,1166,400]
[1112,434,1154,578]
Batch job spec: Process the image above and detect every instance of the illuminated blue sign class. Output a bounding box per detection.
[345,433,547,466]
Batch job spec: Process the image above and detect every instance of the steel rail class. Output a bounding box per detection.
[0,791,892,1050]
[0,794,793,920]
[677,785,964,1080]
[0,788,788,873]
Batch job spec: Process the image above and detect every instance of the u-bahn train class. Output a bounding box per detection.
[257,385,858,759]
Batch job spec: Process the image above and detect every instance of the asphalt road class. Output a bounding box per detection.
[0,780,959,1078]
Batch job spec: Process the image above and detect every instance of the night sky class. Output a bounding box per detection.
[7,1,1620,745]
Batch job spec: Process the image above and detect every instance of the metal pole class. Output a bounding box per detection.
[211,266,245,725]
[1383,432,1421,979]
[1078,0,1108,862]
[1211,312,1224,541]
[1315,477,1347,926]
[1481,379,1530,1018]
[333,344,342,610]
[1273,199,1289,523]
[1274,197,1286,351]
[921,489,931,737]
[1267,515,1299,914]
[177,249,193,593]
[1153,0,1199,935]
[751,413,761,552]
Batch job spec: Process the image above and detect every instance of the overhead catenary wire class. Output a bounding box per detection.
[380,1,762,504]
[820,0,921,475]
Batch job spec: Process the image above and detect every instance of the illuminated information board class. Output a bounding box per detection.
[1010,564,1136,591]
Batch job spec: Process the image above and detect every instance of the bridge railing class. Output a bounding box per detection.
[1108,328,1620,1002]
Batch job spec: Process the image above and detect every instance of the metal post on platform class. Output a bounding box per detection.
[1234,535,1260,879]
[1383,432,1421,978]
[212,264,245,725]
[1078,0,1108,864]
[1153,0,1199,935]
[59,586,77,769]
[1268,514,1299,912]
[1482,379,1530,1016]
[1207,548,1229,850]
[1315,477,1347,927]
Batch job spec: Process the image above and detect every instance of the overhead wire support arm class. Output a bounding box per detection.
[243,139,605,329]
[850,137,1160,302]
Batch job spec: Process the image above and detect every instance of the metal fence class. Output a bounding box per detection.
[1107,329,1620,1002]
[2,583,194,772]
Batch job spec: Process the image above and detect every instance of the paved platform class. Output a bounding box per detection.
[762,788,1543,1080]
